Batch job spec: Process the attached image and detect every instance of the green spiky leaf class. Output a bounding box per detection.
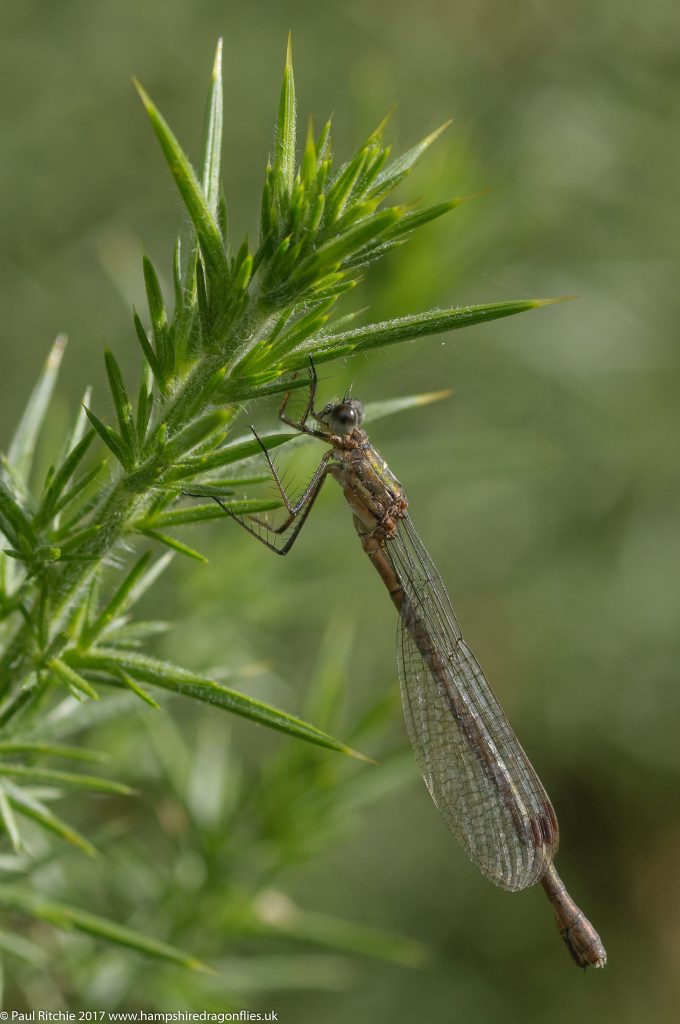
[8,335,67,484]
[3,784,97,857]
[66,648,371,760]
[36,431,95,526]
[138,497,281,529]
[134,80,230,288]
[83,406,130,469]
[138,529,208,564]
[104,350,136,457]
[81,551,153,646]
[0,764,131,796]
[281,298,564,370]
[0,886,206,970]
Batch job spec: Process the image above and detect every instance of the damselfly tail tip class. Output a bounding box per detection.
[541,863,606,970]
[560,923,607,970]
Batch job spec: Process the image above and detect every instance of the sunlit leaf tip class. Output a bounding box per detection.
[370,118,452,197]
[131,76,151,113]
[48,332,68,366]
[343,746,379,766]
[532,294,578,307]
[362,390,453,426]
[412,388,453,405]
[368,106,397,143]
[422,118,453,148]
[212,36,223,82]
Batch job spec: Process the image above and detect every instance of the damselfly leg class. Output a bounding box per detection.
[278,359,333,441]
[227,432,331,555]
[187,364,332,555]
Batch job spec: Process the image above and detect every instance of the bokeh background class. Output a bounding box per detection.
[1,1,679,1021]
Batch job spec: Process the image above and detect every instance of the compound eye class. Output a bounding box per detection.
[337,405,356,426]
[324,399,364,434]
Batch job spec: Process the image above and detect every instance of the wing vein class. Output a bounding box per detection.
[388,515,558,891]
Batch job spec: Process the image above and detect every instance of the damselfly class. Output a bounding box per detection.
[204,364,606,968]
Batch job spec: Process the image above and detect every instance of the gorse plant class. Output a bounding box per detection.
[0,38,554,971]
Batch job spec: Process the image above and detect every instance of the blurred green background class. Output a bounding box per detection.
[1,0,679,1021]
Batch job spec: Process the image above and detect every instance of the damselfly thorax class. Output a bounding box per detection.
[325,428,408,540]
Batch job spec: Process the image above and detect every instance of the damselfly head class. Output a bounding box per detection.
[317,398,365,435]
